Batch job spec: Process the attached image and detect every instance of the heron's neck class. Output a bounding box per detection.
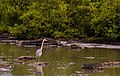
[40,40,45,50]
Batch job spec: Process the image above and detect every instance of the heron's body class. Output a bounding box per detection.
[36,39,47,58]
[36,48,42,57]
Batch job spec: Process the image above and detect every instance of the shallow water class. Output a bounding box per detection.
[0,44,120,76]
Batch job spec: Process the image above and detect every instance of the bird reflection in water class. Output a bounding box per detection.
[35,65,44,76]
[33,62,48,76]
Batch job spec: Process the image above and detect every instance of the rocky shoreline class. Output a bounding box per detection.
[0,38,120,49]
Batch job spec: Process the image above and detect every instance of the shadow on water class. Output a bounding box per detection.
[0,44,120,76]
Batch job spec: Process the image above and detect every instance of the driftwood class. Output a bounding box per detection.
[34,62,48,66]
[70,44,85,50]
[71,44,81,49]
[17,56,36,60]
[16,38,58,46]
[0,64,13,72]
[0,64,13,69]
[101,61,120,68]
[82,61,120,70]
[82,63,104,70]
[14,61,25,65]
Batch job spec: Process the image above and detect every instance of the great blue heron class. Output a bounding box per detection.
[36,39,47,62]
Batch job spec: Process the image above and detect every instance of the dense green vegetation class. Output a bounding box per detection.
[0,0,120,40]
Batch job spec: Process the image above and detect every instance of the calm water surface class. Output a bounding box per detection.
[0,44,120,76]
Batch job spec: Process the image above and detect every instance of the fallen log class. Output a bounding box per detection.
[82,63,104,70]
[17,56,36,60]
[82,61,120,70]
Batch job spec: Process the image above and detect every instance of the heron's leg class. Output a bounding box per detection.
[36,56,38,62]
[38,57,41,62]
[38,57,39,62]
[37,56,40,62]
[36,56,41,63]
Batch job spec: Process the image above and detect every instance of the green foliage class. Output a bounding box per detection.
[0,0,120,41]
